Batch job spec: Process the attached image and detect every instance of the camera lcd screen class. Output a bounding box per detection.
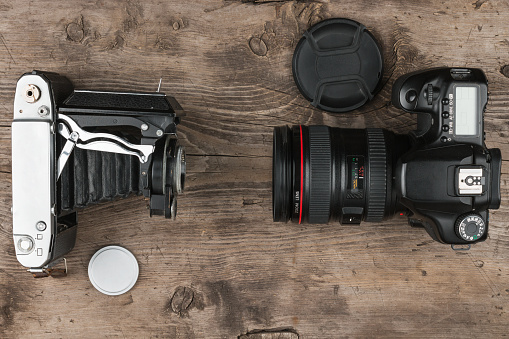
[454,86,478,136]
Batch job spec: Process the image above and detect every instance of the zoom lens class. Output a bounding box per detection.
[273,125,410,224]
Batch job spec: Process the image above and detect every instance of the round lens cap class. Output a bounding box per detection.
[88,246,139,296]
[292,18,384,113]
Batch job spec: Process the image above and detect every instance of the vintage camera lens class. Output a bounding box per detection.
[150,137,186,218]
[273,125,410,224]
[151,138,185,192]
[171,144,186,194]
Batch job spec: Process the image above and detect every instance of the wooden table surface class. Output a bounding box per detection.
[1,0,509,338]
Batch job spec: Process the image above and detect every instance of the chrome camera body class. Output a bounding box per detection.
[12,71,185,277]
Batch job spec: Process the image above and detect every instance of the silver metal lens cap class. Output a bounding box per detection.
[88,246,139,296]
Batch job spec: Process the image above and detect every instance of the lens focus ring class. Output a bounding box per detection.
[366,129,387,222]
[308,126,332,223]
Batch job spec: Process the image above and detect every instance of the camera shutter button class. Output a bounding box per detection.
[455,213,485,242]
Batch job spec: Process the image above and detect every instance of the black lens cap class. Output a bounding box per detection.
[292,18,384,113]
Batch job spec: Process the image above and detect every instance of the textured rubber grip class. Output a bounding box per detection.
[308,126,332,223]
[365,129,387,221]
[63,91,171,111]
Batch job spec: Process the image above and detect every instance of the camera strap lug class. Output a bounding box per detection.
[28,258,68,278]
[451,244,471,251]
[57,114,155,170]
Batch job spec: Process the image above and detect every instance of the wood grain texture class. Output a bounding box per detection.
[1,0,509,338]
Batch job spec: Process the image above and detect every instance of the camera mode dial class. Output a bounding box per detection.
[455,213,485,242]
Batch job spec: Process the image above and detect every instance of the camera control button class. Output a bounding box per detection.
[442,98,449,105]
[426,84,433,105]
[405,90,417,103]
[37,248,43,256]
[23,84,41,103]
[442,125,449,132]
[36,221,47,231]
[442,111,449,118]
[455,214,485,242]
[440,136,448,143]
[17,236,35,253]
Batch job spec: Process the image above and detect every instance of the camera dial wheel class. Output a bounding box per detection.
[455,213,486,242]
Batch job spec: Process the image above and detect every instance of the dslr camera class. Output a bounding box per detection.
[12,71,186,276]
[273,67,501,246]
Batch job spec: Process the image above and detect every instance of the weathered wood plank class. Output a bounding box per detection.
[1,0,509,338]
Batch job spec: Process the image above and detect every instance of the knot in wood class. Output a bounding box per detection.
[249,37,268,56]
[170,286,194,316]
[66,22,84,42]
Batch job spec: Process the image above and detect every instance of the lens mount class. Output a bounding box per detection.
[151,137,167,196]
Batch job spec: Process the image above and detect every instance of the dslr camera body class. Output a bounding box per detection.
[12,71,185,276]
[273,68,501,246]
[392,68,501,244]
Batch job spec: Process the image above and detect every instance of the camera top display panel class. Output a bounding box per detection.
[453,85,479,136]
[392,68,488,147]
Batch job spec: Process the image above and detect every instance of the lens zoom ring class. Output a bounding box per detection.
[308,126,332,223]
[366,129,387,222]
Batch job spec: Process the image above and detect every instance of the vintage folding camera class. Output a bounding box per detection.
[12,71,186,276]
[273,68,501,247]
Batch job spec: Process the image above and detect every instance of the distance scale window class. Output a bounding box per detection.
[347,156,364,199]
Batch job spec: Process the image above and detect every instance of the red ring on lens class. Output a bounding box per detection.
[299,125,303,224]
